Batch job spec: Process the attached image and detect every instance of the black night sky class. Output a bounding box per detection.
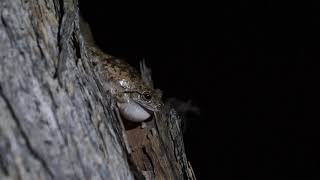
[80,1,320,179]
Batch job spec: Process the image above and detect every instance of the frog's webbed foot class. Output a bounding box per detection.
[141,122,147,129]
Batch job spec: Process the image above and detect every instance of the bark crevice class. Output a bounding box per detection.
[0,87,54,178]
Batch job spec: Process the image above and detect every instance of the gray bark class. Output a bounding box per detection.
[0,0,196,179]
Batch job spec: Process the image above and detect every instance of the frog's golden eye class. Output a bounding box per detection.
[142,93,152,102]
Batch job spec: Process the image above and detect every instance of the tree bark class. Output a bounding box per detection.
[0,0,196,179]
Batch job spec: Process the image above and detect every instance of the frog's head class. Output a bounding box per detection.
[117,89,163,122]
[130,89,163,112]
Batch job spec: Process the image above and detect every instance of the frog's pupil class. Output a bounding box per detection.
[143,94,152,101]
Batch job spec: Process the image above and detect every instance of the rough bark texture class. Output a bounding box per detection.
[0,0,196,179]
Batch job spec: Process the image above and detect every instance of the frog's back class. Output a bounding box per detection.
[103,57,138,80]
[81,17,153,94]
[102,56,149,92]
[86,45,151,92]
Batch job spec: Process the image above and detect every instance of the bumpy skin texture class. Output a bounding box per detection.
[88,47,163,122]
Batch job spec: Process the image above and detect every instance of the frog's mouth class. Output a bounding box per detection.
[124,90,161,112]
[136,102,157,113]
[136,100,162,112]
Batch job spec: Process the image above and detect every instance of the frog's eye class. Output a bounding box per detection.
[142,93,152,102]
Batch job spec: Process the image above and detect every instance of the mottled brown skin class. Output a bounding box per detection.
[88,46,162,121]
[80,17,162,121]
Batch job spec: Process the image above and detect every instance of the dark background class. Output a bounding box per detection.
[80,1,319,179]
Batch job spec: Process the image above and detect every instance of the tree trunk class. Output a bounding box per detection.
[0,0,196,180]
